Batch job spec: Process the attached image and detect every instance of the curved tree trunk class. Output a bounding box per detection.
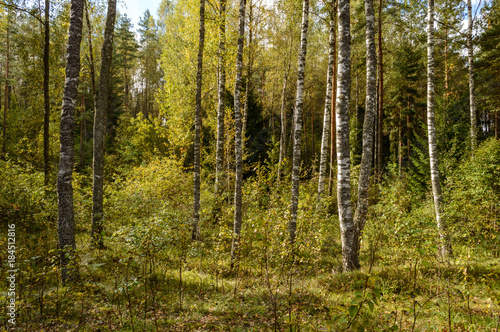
[215,0,226,194]
[91,0,117,249]
[337,0,358,271]
[43,0,50,185]
[318,16,335,201]
[193,0,206,241]
[289,0,309,243]
[231,0,246,265]
[353,0,377,256]
[427,0,452,259]
[57,0,84,284]
[468,0,477,151]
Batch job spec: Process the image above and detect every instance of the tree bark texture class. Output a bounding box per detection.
[427,0,452,258]
[91,0,117,248]
[377,0,384,176]
[353,0,377,255]
[242,0,253,139]
[289,0,309,243]
[231,0,246,264]
[57,0,84,284]
[215,0,226,194]
[193,0,205,241]
[3,23,9,158]
[278,61,289,182]
[43,0,50,185]
[337,0,358,271]
[318,17,335,201]
[468,0,477,151]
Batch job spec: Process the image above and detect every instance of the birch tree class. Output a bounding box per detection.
[318,15,335,200]
[231,0,246,264]
[468,0,477,151]
[91,0,117,248]
[57,0,84,283]
[192,0,205,240]
[427,0,452,258]
[353,0,377,252]
[215,0,226,193]
[289,0,309,243]
[43,0,50,184]
[337,0,359,271]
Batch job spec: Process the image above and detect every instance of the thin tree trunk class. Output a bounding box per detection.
[192,0,206,241]
[289,0,309,243]
[43,0,50,185]
[215,0,226,193]
[80,92,85,170]
[468,0,477,151]
[57,0,84,284]
[328,0,337,197]
[427,0,452,259]
[353,0,376,261]
[377,0,384,177]
[231,0,246,265]
[91,0,116,249]
[318,16,335,200]
[242,0,252,139]
[85,0,96,98]
[3,23,9,158]
[337,0,358,271]
[278,61,289,182]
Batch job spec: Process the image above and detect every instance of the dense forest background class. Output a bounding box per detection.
[0,0,499,329]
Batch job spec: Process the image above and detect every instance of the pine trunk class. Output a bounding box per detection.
[91,0,116,249]
[215,0,226,193]
[43,0,50,185]
[193,0,206,241]
[337,0,358,271]
[231,0,246,264]
[318,17,335,200]
[427,0,452,259]
[57,0,84,284]
[289,0,309,243]
[468,0,477,151]
[353,0,377,258]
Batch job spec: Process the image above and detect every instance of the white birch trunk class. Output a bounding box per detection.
[337,0,359,271]
[467,0,477,151]
[231,0,246,264]
[427,0,452,258]
[215,0,226,193]
[289,0,310,243]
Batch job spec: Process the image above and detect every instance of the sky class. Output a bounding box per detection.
[119,0,160,31]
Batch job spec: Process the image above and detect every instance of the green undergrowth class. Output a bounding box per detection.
[1,139,499,331]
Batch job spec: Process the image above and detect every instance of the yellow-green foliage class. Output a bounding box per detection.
[0,160,55,231]
[446,138,500,246]
[105,157,192,229]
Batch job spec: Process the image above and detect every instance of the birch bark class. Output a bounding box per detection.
[231,0,246,264]
[353,0,377,253]
[91,0,117,248]
[57,0,84,283]
[193,0,205,240]
[468,0,477,151]
[289,0,309,243]
[427,0,452,258]
[215,0,226,193]
[337,0,359,271]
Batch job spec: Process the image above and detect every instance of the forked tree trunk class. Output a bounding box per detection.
[91,0,117,249]
[353,0,377,257]
[427,0,452,259]
[467,0,477,151]
[215,0,226,193]
[193,0,206,240]
[337,0,358,271]
[231,0,246,265]
[318,16,335,201]
[57,0,84,284]
[43,0,50,185]
[289,0,309,243]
